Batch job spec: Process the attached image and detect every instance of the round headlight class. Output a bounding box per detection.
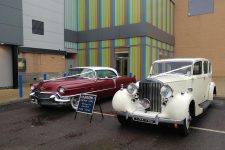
[58,87,65,94]
[30,85,35,91]
[160,85,173,98]
[127,83,138,95]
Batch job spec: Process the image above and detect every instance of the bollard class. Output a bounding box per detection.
[19,75,23,98]
[129,73,133,77]
[64,72,67,77]
[43,73,47,80]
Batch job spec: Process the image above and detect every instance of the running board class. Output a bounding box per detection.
[199,100,212,111]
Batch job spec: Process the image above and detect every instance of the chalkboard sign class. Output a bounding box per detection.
[76,94,97,114]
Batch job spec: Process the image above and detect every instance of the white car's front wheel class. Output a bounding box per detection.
[179,112,191,136]
[117,115,131,126]
[70,96,80,110]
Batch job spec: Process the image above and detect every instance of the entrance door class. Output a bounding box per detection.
[115,52,128,76]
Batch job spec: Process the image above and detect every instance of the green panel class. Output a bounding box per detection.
[115,39,127,47]
[171,2,174,35]
[158,0,162,30]
[78,0,86,31]
[129,37,141,46]
[162,0,167,32]
[115,0,125,26]
[129,0,141,24]
[152,0,157,27]
[129,45,141,80]
[65,42,78,49]
[88,0,98,30]
[167,0,171,34]
[146,0,152,24]
[65,0,77,31]
[101,0,111,28]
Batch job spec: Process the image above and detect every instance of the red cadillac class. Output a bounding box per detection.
[30,67,136,110]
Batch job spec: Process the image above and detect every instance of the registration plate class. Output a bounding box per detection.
[133,116,155,124]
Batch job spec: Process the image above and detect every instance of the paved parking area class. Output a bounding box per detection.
[0,99,225,150]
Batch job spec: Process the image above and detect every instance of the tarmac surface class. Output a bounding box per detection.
[0,99,225,150]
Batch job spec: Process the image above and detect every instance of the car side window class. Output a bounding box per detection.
[203,61,208,74]
[105,70,117,78]
[193,61,202,75]
[96,70,117,78]
[209,62,212,73]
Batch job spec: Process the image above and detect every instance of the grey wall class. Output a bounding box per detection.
[0,45,13,87]
[22,0,64,51]
[0,0,23,45]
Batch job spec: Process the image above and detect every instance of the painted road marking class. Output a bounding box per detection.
[93,111,225,134]
[190,127,225,134]
[93,111,116,117]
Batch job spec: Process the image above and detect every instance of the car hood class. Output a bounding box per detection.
[151,74,191,83]
[36,77,95,92]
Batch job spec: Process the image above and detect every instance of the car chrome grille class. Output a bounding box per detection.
[35,92,53,99]
[139,79,163,112]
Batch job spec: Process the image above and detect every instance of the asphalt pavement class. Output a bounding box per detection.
[0,99,225,150]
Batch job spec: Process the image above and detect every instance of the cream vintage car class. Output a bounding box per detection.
[112,58,216,136]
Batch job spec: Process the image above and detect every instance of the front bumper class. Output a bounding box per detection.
[30,92,71,106]
[117,111,184,125]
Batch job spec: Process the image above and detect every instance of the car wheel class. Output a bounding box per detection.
[179,112,191,136]
[117,115,131,126]
[70,96,79,110]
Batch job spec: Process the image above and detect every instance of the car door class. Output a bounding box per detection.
[203,61,211,100]
[191,61,207,104]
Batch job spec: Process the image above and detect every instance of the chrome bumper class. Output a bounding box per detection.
[117,111,184,125]
[30,92,71,106]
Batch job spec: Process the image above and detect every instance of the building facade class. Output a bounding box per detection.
[0,0,23,88]
[175,0,224,77]
[18,0,66,83]
[64,0,175,80]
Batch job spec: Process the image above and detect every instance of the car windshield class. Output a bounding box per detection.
[68,68,96,79]
[150,61,193,76]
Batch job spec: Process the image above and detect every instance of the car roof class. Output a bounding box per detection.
[154,58,209,63]
[70,66,118,75]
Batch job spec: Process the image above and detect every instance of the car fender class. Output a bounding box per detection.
[162,93,194,120]
[208,82,216,100]
[112,89,136,113]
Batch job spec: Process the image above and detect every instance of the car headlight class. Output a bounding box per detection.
[30,85,35,91]
[58,87,65,94]
[127,83,138,95]
[160,85,173,98]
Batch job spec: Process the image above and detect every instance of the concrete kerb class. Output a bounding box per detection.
[0,97,29,107]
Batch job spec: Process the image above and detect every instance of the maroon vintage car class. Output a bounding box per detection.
[30,67,136,109]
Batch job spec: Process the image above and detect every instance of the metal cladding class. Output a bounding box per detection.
[64,0,175,80]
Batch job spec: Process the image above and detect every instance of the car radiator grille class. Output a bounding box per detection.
[35,92,53,99]
[139,79,163,112]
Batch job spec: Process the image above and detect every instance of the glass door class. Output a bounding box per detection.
[115,52,128,76]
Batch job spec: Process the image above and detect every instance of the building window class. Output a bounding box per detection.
[32,20,44,35]
[188,0,214,16]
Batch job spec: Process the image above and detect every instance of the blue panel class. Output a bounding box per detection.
[189,0,214,16]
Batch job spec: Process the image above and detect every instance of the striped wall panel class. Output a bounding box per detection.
[146,0,152,24]
[88,0,98,30]
[65,42,77,49]
[101,40,112,67]
[115,0,125,26]
[65,0,77,31]
[100,0,111,28]
[77,0,86,31]
[129,0,141,24]
[78,43,87,66]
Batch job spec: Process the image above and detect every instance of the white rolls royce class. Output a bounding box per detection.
[112,58,216,136]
